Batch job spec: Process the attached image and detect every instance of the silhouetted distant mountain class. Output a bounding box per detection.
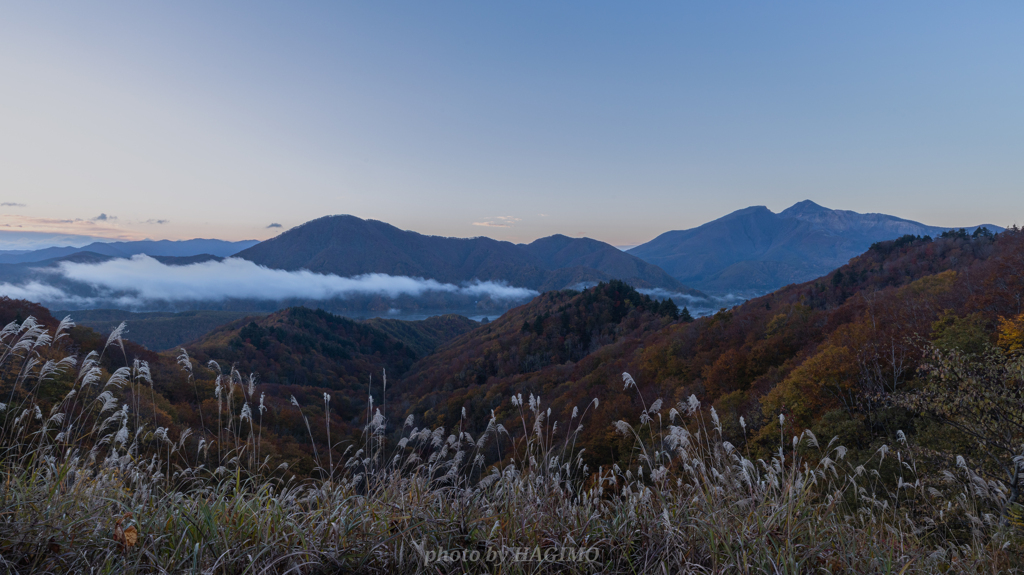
[0,238,258,264]
[0,252,224,285]
[0,251,117,285]
[628,200,1002,294]
[236,215,701,294]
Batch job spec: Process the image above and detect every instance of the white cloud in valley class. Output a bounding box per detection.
[1,255,538,306]
[0,281,80,303]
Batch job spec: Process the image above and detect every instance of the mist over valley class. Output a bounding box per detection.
[0,203,999,328]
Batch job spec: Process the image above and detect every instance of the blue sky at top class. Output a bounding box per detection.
[0,1,1021,247]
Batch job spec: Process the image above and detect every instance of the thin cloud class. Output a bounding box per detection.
[1,202,26,208]
[91,213,116,222]
[143,219,169,225]
[0,215,145,241]
[472,216,521,228]
[267,223,283,228]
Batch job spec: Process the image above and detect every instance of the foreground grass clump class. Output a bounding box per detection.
[0,316,1021,573]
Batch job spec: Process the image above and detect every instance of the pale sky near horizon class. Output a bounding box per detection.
[1,2,1022,249]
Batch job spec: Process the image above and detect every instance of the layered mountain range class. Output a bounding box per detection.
[628,200,1001,294]
[0,203,1005,311]
[0,238,258,265]
[0,215,700,314]
[235,215,697,293]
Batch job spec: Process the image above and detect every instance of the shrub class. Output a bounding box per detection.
[0,316,1020,573]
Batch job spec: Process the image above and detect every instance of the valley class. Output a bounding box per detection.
[3,5,1021,571]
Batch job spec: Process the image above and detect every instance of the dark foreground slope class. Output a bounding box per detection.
[236,215,700,293]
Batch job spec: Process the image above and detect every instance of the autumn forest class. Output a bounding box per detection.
[1,227,1023,573]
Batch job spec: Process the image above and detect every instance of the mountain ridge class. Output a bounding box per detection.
[235,215,701,294]
[0,238,259,265]
[628,200,1002,294]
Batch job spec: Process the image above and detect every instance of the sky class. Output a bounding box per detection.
[1,2,1022,249]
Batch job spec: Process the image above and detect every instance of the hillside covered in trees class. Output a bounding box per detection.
[1,227,1022,572]
[4,227,1023,476]
[392,227,1024,477]
[0,301,478,476]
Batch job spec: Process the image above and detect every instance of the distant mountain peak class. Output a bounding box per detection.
[779,199,829,216]
[629,201,1004,295]
[717,205,773,221]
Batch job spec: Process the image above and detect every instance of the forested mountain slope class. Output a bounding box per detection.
[392,227,1024,469]
[362,314,480,357]
[181,309,479,442]
[54,309,258,352]
[0,298,480,475]
[395,281,684,433]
